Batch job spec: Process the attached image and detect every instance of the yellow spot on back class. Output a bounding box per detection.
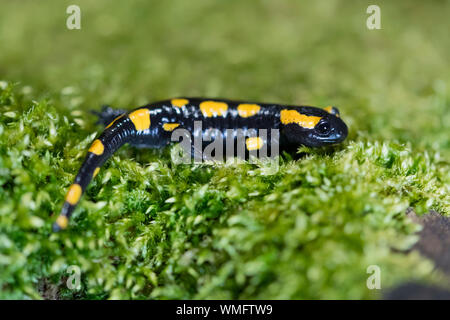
[106,114,125,129]
[171,99,189,107]
[323,106,340,117]
[129,108,151,131]
[65,184,82,205]
[246,137,264,151]
[93,167,100,178]
[89,139,104,155]
[237,104,261,118]
[56,215,68,229]
[280,110,321,129]
[199,101,228,117]
[163,123,180,131]
[323,106,333,114]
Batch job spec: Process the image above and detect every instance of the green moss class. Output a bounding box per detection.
[0,83,448,299]
[0,0,449,299]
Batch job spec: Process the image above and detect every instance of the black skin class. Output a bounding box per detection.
[53,98,348,231]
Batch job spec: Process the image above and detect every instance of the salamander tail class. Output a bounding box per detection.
[52,112,136,232]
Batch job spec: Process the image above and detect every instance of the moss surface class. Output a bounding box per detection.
[0,0,449,299]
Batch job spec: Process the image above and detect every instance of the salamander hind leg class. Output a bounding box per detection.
[92,105,128,127]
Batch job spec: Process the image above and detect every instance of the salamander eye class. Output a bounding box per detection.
[315,121,331,135]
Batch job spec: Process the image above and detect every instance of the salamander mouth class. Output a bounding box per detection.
[319,138,345,145]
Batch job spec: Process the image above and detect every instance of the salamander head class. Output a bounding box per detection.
[280,106,348,147]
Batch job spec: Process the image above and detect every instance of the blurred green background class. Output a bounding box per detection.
[0,0,448,299]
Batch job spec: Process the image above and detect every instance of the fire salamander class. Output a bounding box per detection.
[53,98,348,231]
